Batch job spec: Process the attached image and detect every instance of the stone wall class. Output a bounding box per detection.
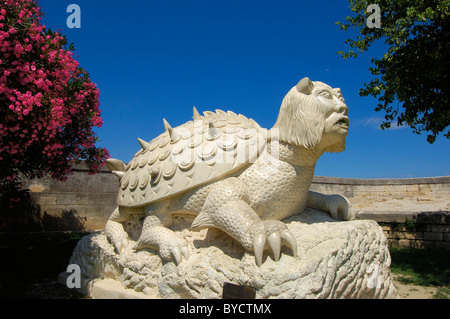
[357,211,450,250]
[18,164,118,231]
[10,165,450,251]
[310,176,450,204]
[310,176,450,250]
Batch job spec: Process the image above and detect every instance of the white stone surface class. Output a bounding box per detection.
[103,78,355,266]
[66,209,397,299]
[61,78,397,299]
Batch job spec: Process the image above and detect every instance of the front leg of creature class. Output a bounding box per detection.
[191,177,297,266]
[105,206,189,264]
[134,214,190,264]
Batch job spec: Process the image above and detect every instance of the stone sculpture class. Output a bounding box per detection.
[66,210,397,298]
[105,77,354,266]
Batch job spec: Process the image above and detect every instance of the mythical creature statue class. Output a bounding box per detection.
[105,77,354,266]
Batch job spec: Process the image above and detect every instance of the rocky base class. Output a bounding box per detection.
[60,209,397,299]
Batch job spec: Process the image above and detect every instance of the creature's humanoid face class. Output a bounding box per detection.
[273,77,350,153]
[312,82,349,151]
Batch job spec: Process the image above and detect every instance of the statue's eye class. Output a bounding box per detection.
[338,96,345,102]
[319,91,332,99]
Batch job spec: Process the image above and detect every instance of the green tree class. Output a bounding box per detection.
[336,0,450,143]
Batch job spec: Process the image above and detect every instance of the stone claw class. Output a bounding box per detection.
[134,225,190,265]
[253,234,266,266]
[115,237,130,254]
[268,232,281,261]
[181,246,190,260]
[171,246,182,265]
[170,243,190,265]
[280,230,297,257]
[249,220,298,266]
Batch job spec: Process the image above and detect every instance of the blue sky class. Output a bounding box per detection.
[39,0,449,179]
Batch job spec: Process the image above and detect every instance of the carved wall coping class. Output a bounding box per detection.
[312,175,450,186]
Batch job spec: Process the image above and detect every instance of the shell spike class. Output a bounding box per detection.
[208,120,220,137]
[149,167,160,178]
[137,138,150,150]
[106,158,126,172]
[169,129,180,143]
[163,118,172,131]
[163,118,180,143]
[111,171,125,179]
[208,120,218,129]
[193,107,202,121]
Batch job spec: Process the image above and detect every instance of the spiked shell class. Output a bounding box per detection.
[115,109,267,207]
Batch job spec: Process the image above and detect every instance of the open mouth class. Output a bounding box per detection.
[336,117,350,128]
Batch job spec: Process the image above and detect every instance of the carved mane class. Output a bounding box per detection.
[272,81,345,153]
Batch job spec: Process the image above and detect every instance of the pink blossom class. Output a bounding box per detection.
[1,0,109,195]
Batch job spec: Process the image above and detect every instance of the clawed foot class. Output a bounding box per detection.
[159,240,190,265]
[325,194,355,221]
[133,226,189,265]
[248,220,297,266]
[105,219,131,254]
[115,237,130,254]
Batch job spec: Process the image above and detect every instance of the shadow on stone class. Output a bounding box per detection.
[0,189,86,232]
[0,189,43,232]
[415,211,450,224]
[193,228,246,261]
[41,209,86,231]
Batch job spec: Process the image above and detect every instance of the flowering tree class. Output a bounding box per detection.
[0,0,109,200]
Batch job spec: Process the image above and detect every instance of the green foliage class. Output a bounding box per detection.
[337,0,450,143]
[404,217,417,233]
[385,217,417,233]
[435,287,450,299]
[389,247,450,287]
